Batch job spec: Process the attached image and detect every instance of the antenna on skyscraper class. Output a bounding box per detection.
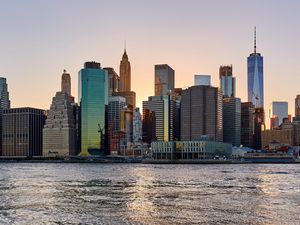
[124,40,127,53]
[254,26,257,54]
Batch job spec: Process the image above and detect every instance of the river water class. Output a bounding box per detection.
[0,163,299,225]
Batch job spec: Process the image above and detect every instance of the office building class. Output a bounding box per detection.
[114,91,136,109]
[0,77,10,109]
[269,101,288,129]
[181,85,223,142]
[253,107,265,149]
[241,102,254,148]
[78,61,108,156]
[223,97,241,146]
[43,70,77,157]
[155,64,175,96]
[194,75,211,86]
[248,27,264,109]
[103,67,119,97]
[295,95,300,117]
[133,108,142,144]
[1,107,46,157]
[108,96,126,132]
[173,88,182,141]
[142,108,156,144]
[219,65,235,97]
[120,106,133,147]
[143,95,174,142]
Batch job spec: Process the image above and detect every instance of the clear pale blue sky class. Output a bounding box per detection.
[1,0,300,122]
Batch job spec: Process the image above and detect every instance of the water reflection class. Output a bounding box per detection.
[0,163,299,224]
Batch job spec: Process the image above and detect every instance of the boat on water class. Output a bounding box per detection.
[241,152,296,163]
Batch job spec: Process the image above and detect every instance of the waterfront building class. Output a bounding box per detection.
[43,70,78,157]
[247,27,264,109]
[262,119,293,148]
[194,75,211,86]
[223,97,241,146]
[181,85,223,142]
[219,65,235,97]
[142,95,175,143]
[78,61,108,156]
[269,101,288,129]
[151,141,232,160]
[155,64,175,96]
[1,107,46,157]
[0,77,10,109]
[103,67,119,97]
[133,108,142,144]
[295,95,300,117]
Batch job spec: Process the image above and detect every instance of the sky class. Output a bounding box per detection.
[1,0,300,125]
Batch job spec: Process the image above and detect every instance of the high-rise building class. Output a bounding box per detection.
[269,101,288,129]
[133,108,142,144]
[119,50,131,92]
[142,108,156,144]
[253,107,265,149]
[223,97,241,146]
[155,64,175,96]
[241,102,254,148]
[78,61,108,156]
[104,67,119,97]
[173,88,182,141]
[108,96,126,132]
[0,77,10,109]
[43,70,78,157]
[248,27,264,109]
[117,50,136,108]
[181,85,223,142]
[194,75,211,86]
[220,65,236,97]
[143,95,174,142]
[295,95,300,117]
[120,106,133,146]
[1,107,46,157]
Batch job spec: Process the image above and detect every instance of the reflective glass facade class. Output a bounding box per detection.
[79,63,108,155]
[155,64,174,96]
[247,53,264,108]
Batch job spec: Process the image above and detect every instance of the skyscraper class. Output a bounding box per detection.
[143,95,174,142]
[220,65,235,97]
[248,27,264,109]
[117,50,136,108]
[241,102,254,148]
[1,107,46,157]
[269,101,288,129]
[103,67,119,97]
[0,77,10,109]
[119,50,131,92]
[223,97,241,146]
[295,95,300,117]
[181,85,223,142]
[155,64,175,96]
[79,62,108,156]
[43,70,78,157]
[194,75,211,86]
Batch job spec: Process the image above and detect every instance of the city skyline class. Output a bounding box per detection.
[1,0,300,118]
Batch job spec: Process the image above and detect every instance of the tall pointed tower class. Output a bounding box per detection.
[119,49,131,92]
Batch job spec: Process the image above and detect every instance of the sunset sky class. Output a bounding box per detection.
[1,0,300,124]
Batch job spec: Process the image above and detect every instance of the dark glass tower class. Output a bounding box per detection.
[247,27,264,109]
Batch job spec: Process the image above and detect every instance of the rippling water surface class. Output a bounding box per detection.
[0,163,299,224]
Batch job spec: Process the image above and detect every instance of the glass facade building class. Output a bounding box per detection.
[269,101,288,129]
[78,62,108,155]
[155,64,175,96]
[247,53,264,108]
[219,65,235,98]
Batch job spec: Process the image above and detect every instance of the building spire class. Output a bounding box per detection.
[254,26,256,54]
[124,40,126,53]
